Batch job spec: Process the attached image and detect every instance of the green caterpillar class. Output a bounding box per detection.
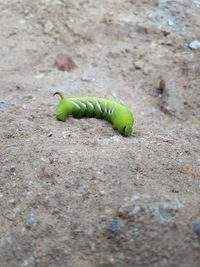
[54,92,134,136]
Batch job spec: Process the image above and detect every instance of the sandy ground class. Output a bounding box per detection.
[0,0,200,266]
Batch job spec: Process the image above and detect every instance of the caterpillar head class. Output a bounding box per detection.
[112,109,134,137]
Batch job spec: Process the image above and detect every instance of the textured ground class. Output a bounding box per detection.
[0,0,200,266]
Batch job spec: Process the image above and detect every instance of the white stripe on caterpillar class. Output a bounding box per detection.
[87,100,95,109]
[97,101,103,112]
[79,101,87,108]
[69,100,81,109]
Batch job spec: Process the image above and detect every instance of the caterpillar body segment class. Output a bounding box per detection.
[54,92,134,136]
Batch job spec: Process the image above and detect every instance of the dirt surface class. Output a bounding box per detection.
[0,0,200,266]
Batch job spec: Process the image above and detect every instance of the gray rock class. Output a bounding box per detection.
[47,132,53,137]
[109,220,123,233]
[8,199,16,205]
[62,131,71,138]
[10,166,16,172]
[129,194,182,224]
[188,40,200,50]
[167,19,174,26]
[43,21,54,33]
[25,212,37,229]
[89,242,96,252]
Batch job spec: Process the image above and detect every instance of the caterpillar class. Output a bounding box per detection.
[54,92,134,136]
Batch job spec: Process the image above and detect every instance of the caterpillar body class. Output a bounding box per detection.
[54,92,134,136]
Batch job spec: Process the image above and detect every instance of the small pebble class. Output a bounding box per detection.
[19,19,26,25]
[62,131,71,138]
[80,76,91,82]
[89,242,96,252]
[47,132,52,137]
[164,39,173,46]
[194,222,200,236]
[99,190,106,196]
[54,53,76,71]
[167,19,174,26]
[35,73,44,79]
[10,165,16,172]
[188,40,200,50]
[22,104,27,109]
[109,220,123,233]
[25,212,37,229]
[8,199,16,205]
[134,60,143,70]
[43,21,54,33]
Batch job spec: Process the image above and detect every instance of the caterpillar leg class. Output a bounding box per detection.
[122,125,132,137]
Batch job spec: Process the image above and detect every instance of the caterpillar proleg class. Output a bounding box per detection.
[54,92,134,136]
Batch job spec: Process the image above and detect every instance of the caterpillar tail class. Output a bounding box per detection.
[53,91,68,121]
[53,91,64,99]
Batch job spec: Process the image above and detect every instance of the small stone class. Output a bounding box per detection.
[194,222,200,236]
[107,51,120,59]
[35,73,44,79]
[62,131,71,138]
[157,79,166,95]
[43,21,54,33]
[108,256,115,263]
[54,53,76,71]
[109,220,123,233]
[161,30,171,36]
[167,19,174,26]
[47,132,52,137]
[8,199,16,205]
[84,225,94,236]
[164,39,173,46]
[89,242,96,252]
[25,212,37,229]
[99,190,106,196]
[80,76,91,82]
[10,166,16,172]
[19,19,26,25]
[22,104,27,109]
[132,205,141,214]
[134,60,144,70]
[188,40,200,50]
